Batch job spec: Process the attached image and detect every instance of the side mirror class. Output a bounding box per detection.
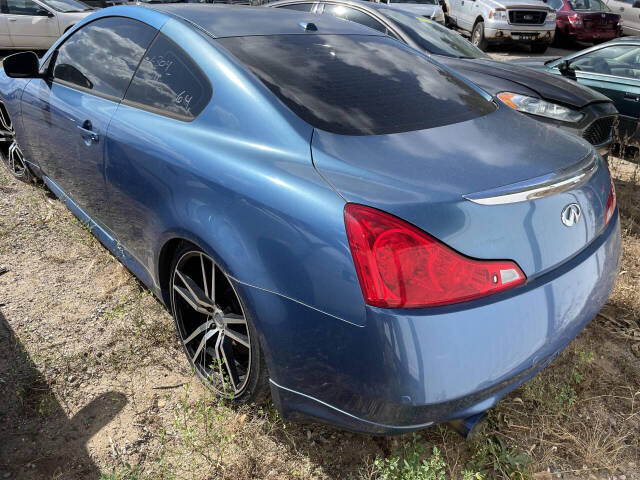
[558,59,577,79]
[2,51,42,79]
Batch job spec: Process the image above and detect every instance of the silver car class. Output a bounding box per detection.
[0,0,93,50]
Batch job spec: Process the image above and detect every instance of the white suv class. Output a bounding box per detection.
[446,0,556,52]
[1,0,93,50]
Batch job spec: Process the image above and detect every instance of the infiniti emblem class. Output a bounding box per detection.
[561,203,582,227]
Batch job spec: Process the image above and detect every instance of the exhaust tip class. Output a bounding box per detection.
[447,412,488,439]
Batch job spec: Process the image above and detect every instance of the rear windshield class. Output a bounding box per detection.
[216,34,495,135]
[568,0,608,10]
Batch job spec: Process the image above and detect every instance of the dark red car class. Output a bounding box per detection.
[548,0,622,43]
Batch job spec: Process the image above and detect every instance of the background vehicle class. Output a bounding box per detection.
[373,0,445,24]
[547,0,621,44]
[604,0,640,35]
[80,0,126,9]
[269,0,618,155]
[0,0,92,49]
[445,0,556,52]
[0,4,620,435]
[514,37,640,159]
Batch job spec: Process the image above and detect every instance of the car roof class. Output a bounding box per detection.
[143,3,386,37]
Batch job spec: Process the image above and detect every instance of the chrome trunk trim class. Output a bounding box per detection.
[464,152,599,206]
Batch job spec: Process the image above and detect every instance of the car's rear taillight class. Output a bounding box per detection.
[568,13,583,24]
[344,204,526,309]
[605,173,617,225]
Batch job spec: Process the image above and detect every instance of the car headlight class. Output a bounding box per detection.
[547,11,557,21]
[497,92,584,123]
[489,9,507,20]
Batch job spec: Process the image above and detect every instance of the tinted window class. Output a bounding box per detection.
[6,0,48,14]
[276,2,314,10]
[217,34,494,135]
[53,17,157,99]
[124,33,212,120]
[382,8,488,58]
[323,5,389,33]
[388,0,439,3]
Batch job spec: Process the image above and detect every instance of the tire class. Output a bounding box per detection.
[471,21,489,51]
[530,43,549,54]
[169,242,269,404]
[0,101,35,183]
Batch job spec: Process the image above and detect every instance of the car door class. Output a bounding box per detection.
[4,0,58,49]
[104,32,212,267]
[20,16,157,222]
[605,0,640,34]
[0,8,12,48]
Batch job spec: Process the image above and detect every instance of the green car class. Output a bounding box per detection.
[516,37,640,157]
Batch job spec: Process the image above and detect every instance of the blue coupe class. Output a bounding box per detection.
[0,5,621,435]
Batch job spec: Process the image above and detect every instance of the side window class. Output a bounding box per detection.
[276,3,314,10]
[323,5,389,33]
[570,45,640,78]
[6,0,49,15]
[53,17,157,99]
[547,0,563,9]
[124,33,212,121]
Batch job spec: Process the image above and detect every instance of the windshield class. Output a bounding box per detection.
[382,8,488,58]
[217,34,494,135]
[387,0,439,4]
[40,0,91,11]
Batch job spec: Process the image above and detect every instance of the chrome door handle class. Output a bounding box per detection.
[77,125,99,143]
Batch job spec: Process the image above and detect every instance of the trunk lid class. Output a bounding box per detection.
[580,11,619,30]
[312,107,611,278]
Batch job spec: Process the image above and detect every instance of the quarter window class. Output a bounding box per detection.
[323,5,390,33]
[52,17,157,99]
[6,0,49,15]
[124,33,212,120]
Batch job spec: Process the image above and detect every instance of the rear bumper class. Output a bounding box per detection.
[240,212,621,435]
[566,25,620,41]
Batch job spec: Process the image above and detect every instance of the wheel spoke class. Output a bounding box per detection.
[174,270,215,313]
[220,336,239,392]
[191,328,217,364]
[223,313,245,325]
[224,328,249,349]
[182,319,214,345]
[214,332,227,393]
[0,109,11,133]
[200,253,209,300]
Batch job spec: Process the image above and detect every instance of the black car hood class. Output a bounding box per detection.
[437,56,610,108]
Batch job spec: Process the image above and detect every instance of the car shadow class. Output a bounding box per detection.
[0,311,127,479]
